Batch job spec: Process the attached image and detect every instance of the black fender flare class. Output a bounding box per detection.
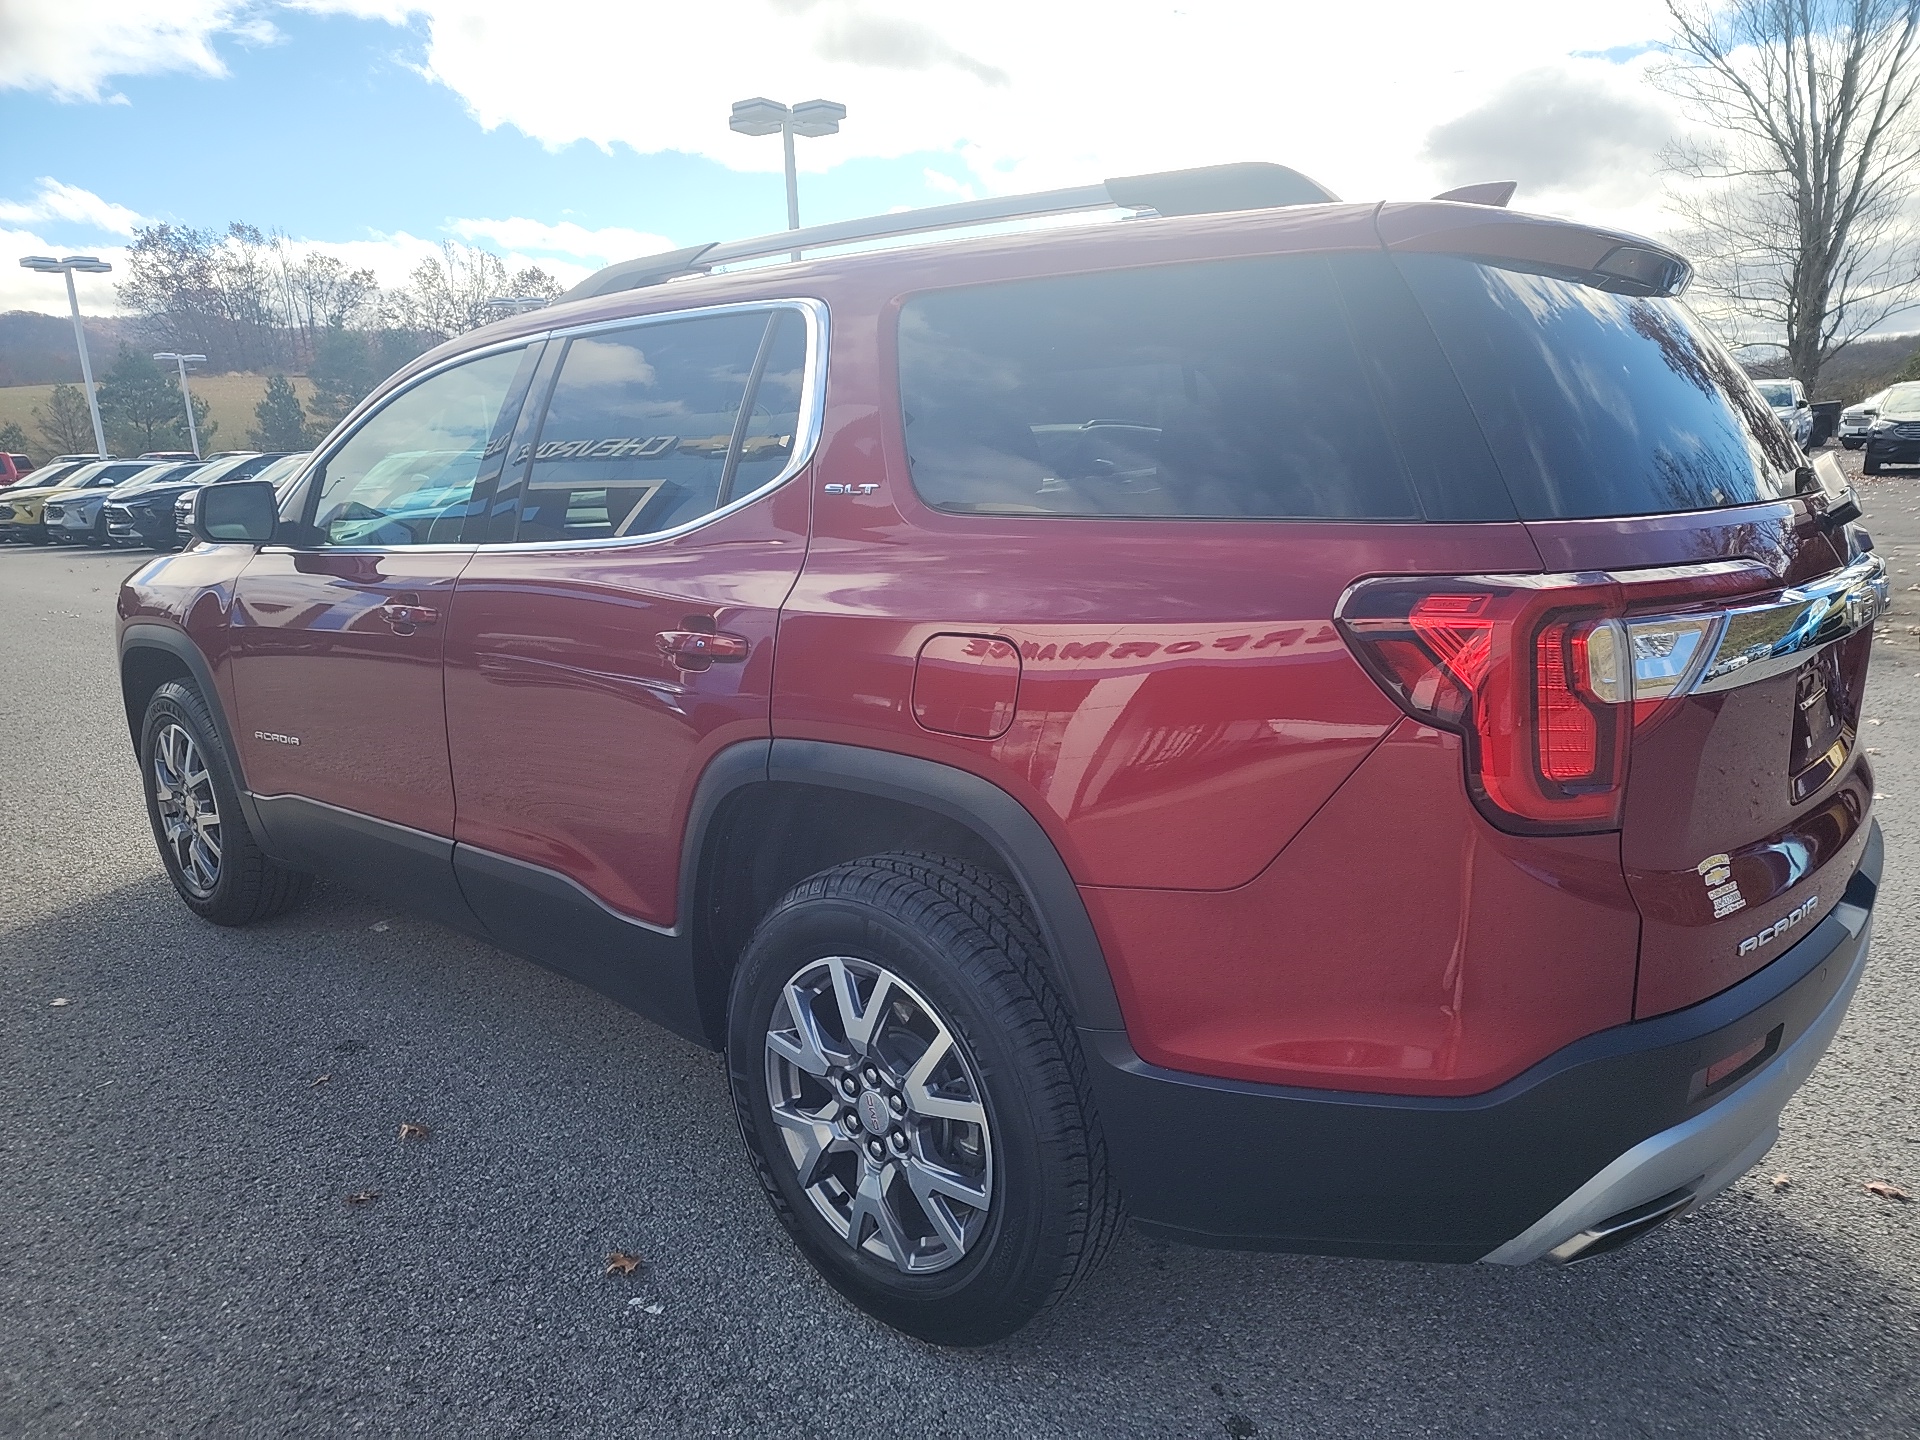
[119,622,272,841]
[679,737,1125,1032]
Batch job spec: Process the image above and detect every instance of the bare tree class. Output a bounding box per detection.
[1659,0,1920,393]
[32,384,95,455]
[381,243,558,344]
[270,243,379,366]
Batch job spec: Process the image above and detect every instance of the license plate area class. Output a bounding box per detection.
[1790,649,1852,803]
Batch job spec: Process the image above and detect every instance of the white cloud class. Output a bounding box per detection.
[0,178,147,237]
[447,217,675,266]
[5,0,1703,255]
[1423,60,1682,218]
[278,0,1684,228]
[0,1,263,101]
[0,228,129,316]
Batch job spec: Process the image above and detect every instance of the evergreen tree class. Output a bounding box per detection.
[0,420,32,462]
[33,383,98,455]
[249,374,310,450]
[306,325,381,429]
[98,348,186,455]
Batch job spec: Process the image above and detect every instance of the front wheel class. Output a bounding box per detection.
[1863,453,1884,475]
[140,681,311,924]
[727,853,1123,1345]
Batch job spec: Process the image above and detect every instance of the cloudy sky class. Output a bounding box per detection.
[0,0,1689,317]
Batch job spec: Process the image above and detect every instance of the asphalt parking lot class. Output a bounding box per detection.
[3,465,1917,1438]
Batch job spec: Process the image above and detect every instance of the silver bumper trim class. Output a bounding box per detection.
[1481,901,1871,1265]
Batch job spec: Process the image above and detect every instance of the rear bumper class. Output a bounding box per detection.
[1082,822,1880,1262]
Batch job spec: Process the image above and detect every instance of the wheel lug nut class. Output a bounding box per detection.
[862,1065,881,1087]
[887,1093,905,1117]
[888,1129,908,1154]
[839,1074,858,1098]
[867,1138,886,1161]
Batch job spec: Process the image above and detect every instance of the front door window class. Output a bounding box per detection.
[311,347,530,546]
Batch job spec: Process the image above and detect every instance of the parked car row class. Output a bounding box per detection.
[1841,382,1920,473]
[0,452,306,549]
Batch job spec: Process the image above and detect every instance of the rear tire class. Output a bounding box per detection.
[140,680,311,925]
[1841,439,1862,450]
[727,852,1123,1345]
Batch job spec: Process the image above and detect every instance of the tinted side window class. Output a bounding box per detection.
[508,310,794,543]
[1396,253,1799,519]
[311,346,534,547]
[897,255,1424,520]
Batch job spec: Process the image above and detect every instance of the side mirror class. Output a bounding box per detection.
[1806,451,1862,532]
[189,479,279,545]
[1796,398,1810,409]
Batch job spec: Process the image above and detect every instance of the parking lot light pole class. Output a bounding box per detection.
[729,97,847,250]
[153,352,208,457]
[19,254,113,458]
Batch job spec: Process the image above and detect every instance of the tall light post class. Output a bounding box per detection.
[729,97,847,242]
[19,254,112,458]
[153,352,208,457]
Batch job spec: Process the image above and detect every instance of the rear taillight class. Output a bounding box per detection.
[1336,563,1768,834]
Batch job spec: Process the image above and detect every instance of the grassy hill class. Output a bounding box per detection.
[0,373,318,460]
[1746,331,1920,403]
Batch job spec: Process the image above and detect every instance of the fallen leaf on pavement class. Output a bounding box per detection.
[604,1251,645,1277]
[49,998,70,1007]
[1867,748,1882,755]
[1770,1173,1791,1192]
[1867,718,1884,725]
[309,1074,331,1088]
[398,1123,430,1141]
[643,1302,664,1315]
[346,1189,381,1206]
[1864,1181,1911,1202]
[370,920,392,932]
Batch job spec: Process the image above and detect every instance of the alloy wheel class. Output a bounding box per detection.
[152,722,221,897]
[763,956,994,1274]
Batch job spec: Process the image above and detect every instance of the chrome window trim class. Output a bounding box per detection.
[266,297,828,557]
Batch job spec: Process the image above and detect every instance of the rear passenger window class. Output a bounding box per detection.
[508,308,805,543]
[897,255,1423,520]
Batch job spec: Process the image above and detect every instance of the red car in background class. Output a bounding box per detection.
[1,453,37,487]
[117,163,1885,1344]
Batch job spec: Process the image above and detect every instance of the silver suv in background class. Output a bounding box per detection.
[1840,388,1888,449]
[1754,378,1813,447]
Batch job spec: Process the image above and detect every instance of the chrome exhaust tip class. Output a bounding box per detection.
[1547,1188,1696,1265]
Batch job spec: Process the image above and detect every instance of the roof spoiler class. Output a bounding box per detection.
[559,161,1342,302]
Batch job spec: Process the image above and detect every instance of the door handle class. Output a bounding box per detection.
[657,629,750,669]
[378,601,440,631]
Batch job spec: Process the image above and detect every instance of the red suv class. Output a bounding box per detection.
[118,164,1886,1345]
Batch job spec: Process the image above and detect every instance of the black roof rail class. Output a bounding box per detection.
[558,161,1341,303]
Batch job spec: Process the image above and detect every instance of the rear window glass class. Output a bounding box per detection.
[1395,253,1799,519]
[897,255,1424,520]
